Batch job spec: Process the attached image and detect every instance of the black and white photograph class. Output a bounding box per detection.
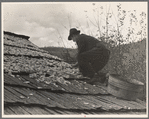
[1,2,148,118]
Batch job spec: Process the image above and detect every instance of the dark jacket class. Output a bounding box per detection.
[76,34,107,58]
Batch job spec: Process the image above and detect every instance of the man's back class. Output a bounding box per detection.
[76,34,106,54]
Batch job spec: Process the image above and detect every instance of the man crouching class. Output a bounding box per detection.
[68,28,110,84]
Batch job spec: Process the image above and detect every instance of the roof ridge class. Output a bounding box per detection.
[4,31,30,40]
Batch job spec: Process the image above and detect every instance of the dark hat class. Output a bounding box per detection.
[68,28,80,40]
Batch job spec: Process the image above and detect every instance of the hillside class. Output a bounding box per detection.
[106,39,146,82]
[41,47,78,63]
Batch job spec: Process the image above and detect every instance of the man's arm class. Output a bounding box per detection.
[76,38,86,58]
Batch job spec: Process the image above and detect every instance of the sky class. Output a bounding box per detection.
[2,2,147,48]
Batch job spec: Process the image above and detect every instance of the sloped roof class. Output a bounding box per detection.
[3,31,146,116]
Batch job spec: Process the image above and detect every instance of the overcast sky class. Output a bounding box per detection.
[2,2,147,48]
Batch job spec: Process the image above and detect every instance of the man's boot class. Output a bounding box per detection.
[86,73,99,84]
[87,72,108,85]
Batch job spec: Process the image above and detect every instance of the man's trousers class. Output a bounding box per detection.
[78,47,110,78]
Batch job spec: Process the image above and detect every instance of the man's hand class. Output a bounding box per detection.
[71,62,78,68]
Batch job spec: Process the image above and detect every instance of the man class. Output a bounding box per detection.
[68,28,110,84]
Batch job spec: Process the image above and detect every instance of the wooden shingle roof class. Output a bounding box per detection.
[4,74,146,115]
[3,31,147,116]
